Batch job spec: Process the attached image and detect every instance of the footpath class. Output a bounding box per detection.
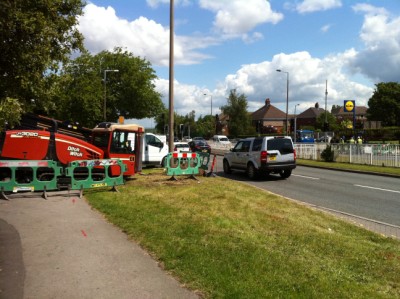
[0,192,200,299]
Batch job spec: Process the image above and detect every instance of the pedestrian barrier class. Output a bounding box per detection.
[0,159,127,200]
[65,159,127,197]
[197,152,211,172]
[0,160,63,199]
[166,152,201,179]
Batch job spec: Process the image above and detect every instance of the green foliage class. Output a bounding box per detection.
[321,145,335,162]
[0,0,84,113]
[0,98,23,130]
[367,82,400,126]
[316,111,339,131]
[221,89,252,137]
[56,48,164,127]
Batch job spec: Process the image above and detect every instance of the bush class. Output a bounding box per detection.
[321,145,335,162]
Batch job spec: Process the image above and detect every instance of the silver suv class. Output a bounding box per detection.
[223,136,296,179]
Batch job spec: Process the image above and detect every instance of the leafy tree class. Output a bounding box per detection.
[56,48,165,127]
[367,82,400,126]
[0,98,23,129]
[331,105,341,114]
[196,115,216,138]
[316,111,339,131]
[0,0,84,116]
[220,89,252,137]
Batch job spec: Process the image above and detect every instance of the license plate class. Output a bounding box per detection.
[268,156,276,161]
[202,149,208,152]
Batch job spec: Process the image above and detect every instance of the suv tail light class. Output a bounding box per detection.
[294,148,297,160]
[260,150,267,163]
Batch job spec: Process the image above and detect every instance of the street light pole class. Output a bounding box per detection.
[276,69,289,135]
[103,69,119,122]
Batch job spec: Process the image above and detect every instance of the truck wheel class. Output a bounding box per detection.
[280,169,292,179]
[246,163,257,179]
[223,159,231,174]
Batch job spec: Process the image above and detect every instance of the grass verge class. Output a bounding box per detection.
[297,158,400,177]
[85,169,400,298]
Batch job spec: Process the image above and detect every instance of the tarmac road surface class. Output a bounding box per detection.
[0,191,200,299]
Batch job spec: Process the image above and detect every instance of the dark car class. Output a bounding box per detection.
[188,140,211,154]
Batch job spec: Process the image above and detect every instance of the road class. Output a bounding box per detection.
[212,155,400,228]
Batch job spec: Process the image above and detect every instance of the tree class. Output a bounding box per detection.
[220,89,252,137]
[55,48,165,127]
[0,0,84,116]
[367,82,400,126]
[316,112,338,131]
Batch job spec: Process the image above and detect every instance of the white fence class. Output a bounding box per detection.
[295,143,400,168]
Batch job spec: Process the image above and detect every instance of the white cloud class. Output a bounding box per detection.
[320,24,332,33]
[78,4,215,66]
[199,0,283,39]
[218,51,373,113]
[295,0,342,14]
[348,4,400,82]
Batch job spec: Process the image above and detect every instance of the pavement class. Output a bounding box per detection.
[0,191,200,299]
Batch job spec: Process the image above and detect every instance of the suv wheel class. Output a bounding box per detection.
[246,163,257,179]
[223,159,231,174]
[280,169,292,179]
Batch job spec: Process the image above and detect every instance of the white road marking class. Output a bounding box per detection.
[354,184,400,194]
[293,174,320,180]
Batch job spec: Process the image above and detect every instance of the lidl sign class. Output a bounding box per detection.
[344,100,355,112]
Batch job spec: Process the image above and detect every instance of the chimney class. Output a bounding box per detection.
[265,98,271,107]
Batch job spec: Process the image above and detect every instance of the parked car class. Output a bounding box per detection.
[173,142,191,152]
[223,136,296,179]
[183,136,192,142]
[192,136,205,141]
[188,140,211,154]
[212,135,230,145]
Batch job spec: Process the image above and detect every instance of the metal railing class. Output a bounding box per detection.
[295,143,400,168]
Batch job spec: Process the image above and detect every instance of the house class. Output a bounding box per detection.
[296,103,327,129]
[251,98,287,133]
[332,106,378,129]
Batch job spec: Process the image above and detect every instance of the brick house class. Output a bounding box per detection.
[251,98,287,133]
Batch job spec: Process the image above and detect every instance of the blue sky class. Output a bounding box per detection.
[79,0,400,127]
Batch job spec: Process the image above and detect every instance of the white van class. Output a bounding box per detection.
[212,135,231,145]
[142,133,169,167]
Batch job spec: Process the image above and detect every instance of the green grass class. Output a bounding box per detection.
[85,169,400,298]
[297,159,400,177]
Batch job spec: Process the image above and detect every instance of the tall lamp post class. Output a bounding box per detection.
[276,69,289,134]
[204,93,213,116]
[103,69,119,122]
[294,104,300,142]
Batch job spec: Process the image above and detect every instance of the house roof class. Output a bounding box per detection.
[335,106,368,116]
[251,98,286,120]
[297,107,326,119]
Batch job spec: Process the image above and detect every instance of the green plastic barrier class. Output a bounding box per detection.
[65,159,126,191]
[0,160,62,197]
[196,152,211,171]
[166,152,201,176]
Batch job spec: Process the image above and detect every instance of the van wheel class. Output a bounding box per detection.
[246,163,257,179]
[280,169,292,179]
[223,159,231,174]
